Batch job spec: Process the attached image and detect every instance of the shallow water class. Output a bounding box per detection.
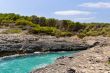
[0,51,79,73]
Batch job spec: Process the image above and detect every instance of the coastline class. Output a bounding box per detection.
[31,36,110,73]
[0,34,110,73]
[31,45,110,73]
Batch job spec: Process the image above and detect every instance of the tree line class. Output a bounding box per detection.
[0,13,110,38]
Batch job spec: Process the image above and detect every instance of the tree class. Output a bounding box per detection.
[62,20,74,31]
[30,15,39,24]
[72,22,84,32]
[39,17,47,26]
[47,18,57,27]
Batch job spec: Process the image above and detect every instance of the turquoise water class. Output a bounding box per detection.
[0,51,78,73]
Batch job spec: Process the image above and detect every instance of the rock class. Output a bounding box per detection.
[0,34,93,57]
[1,35,110,57]
[83,36,110,46]
[67,68,76,73]
[31,46,110,73]
[57,56,66,60]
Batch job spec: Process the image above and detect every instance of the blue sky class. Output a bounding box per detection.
[0,0,110,22]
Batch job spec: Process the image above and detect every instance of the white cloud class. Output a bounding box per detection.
[54,10,91,16]
[80,2,110,8]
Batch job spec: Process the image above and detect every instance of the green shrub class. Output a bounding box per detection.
[29,26,72,36]
[16,19,36,27]
[2,29,22,34]
[30,26,58,35]
[59,31,72,37]
[77,33,86,38]
[86,31,99,36]
[16,19,40,30]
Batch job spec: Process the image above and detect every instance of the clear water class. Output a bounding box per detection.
[0,51,79,73]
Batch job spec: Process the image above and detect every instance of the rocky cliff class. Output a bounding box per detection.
[0,34,94,57]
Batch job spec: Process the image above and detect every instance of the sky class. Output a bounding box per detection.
[0,0,110,22]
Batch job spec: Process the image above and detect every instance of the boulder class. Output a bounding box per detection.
[67,68,76,73]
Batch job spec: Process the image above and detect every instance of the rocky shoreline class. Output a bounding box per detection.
[1,34,110,73]
[31,46,110,73]
[0,34,96,57]
[31,36,110,73]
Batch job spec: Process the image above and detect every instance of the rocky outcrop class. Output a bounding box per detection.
[0,35,108,57]
[0,34,94,57]
[31,46,110,73]
[83,36,110,46]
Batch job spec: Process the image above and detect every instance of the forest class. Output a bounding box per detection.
[0,13,110,38]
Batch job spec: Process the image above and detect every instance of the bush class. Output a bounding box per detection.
[16,19,36,27]
[16,19,40,30]
[86,31,99,36]
[77,33,86,38]
[30,26,58,35]
[59,31,72,37]
[2,29,22,34]
[29,26,73,36]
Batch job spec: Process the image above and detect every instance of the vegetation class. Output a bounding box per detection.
[0,13,110,37]
[2,29,22,34]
